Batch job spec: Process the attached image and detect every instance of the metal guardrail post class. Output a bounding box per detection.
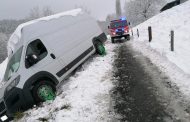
[148,26,152,42]
[171,30,174,51]
[137,29,139,37]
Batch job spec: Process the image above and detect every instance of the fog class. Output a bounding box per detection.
[0,0,126,21]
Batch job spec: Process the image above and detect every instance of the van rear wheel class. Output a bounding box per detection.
[95,41,106,55]
[32,80,56,104]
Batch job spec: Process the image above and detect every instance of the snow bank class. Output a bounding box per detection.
[132,0,190,97]
[20,41,115,122]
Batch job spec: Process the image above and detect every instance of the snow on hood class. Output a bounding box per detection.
[7,8,83,56]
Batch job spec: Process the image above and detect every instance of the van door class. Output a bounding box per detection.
[25,39,62,79]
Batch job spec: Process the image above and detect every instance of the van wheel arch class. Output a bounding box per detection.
[92,37,103,47]
[92,37,98,45]
[23,71,58,106]
[31,77,56,87]
[24,71,58,89]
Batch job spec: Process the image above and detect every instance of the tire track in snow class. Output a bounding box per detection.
[111,43,190,122]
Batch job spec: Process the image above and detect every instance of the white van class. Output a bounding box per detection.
[0,9,106,121]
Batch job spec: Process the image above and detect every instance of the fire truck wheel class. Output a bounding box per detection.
[126,35,130,40]
[111,37,115,43]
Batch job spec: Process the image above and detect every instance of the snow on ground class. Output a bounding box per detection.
[17,41,116,122]
[131,0,190,98]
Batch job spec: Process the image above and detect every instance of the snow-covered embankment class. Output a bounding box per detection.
[131,0,190,97]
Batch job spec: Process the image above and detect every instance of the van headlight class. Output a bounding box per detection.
[6,75,20,93]
[1,115,8,121]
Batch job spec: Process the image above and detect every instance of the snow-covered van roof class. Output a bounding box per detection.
[7,8,83,56]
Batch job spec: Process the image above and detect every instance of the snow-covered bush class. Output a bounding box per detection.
[0,33,8,62]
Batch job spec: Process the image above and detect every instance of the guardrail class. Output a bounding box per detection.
[136,26,175,51]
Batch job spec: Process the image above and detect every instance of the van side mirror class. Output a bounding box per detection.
[25,54,39,68]
[108,26,110,29]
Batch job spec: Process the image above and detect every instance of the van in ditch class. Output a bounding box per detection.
[0,9,106,121]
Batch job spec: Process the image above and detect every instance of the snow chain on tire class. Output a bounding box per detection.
[96,42,106,55]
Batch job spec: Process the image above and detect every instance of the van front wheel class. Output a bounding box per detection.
[95,41,106,55]
[32,80,56,104]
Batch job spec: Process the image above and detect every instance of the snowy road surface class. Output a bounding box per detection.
[111,43,190,122]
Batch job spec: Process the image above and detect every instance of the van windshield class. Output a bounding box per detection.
[4,47,23,81]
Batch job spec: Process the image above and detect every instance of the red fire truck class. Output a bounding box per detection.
[108,17,130,43]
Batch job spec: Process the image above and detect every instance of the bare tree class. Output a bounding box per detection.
[27,6,55,20]
[0,33,8,62]
[106,15,112,23]
[116,0,122,18]
[42,6,54,17]
[136,0,157,19]
[124,0,164,26]
[28,6,41,20]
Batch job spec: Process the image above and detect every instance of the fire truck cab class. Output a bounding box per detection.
[108,17,130,43]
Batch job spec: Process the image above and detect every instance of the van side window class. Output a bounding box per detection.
[25,39,48,67]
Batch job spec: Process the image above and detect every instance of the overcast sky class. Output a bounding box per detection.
[0,0,126,21]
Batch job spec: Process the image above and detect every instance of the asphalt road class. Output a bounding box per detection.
[110,43,190,122]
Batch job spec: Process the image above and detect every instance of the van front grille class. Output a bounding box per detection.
[0,101,5,113]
